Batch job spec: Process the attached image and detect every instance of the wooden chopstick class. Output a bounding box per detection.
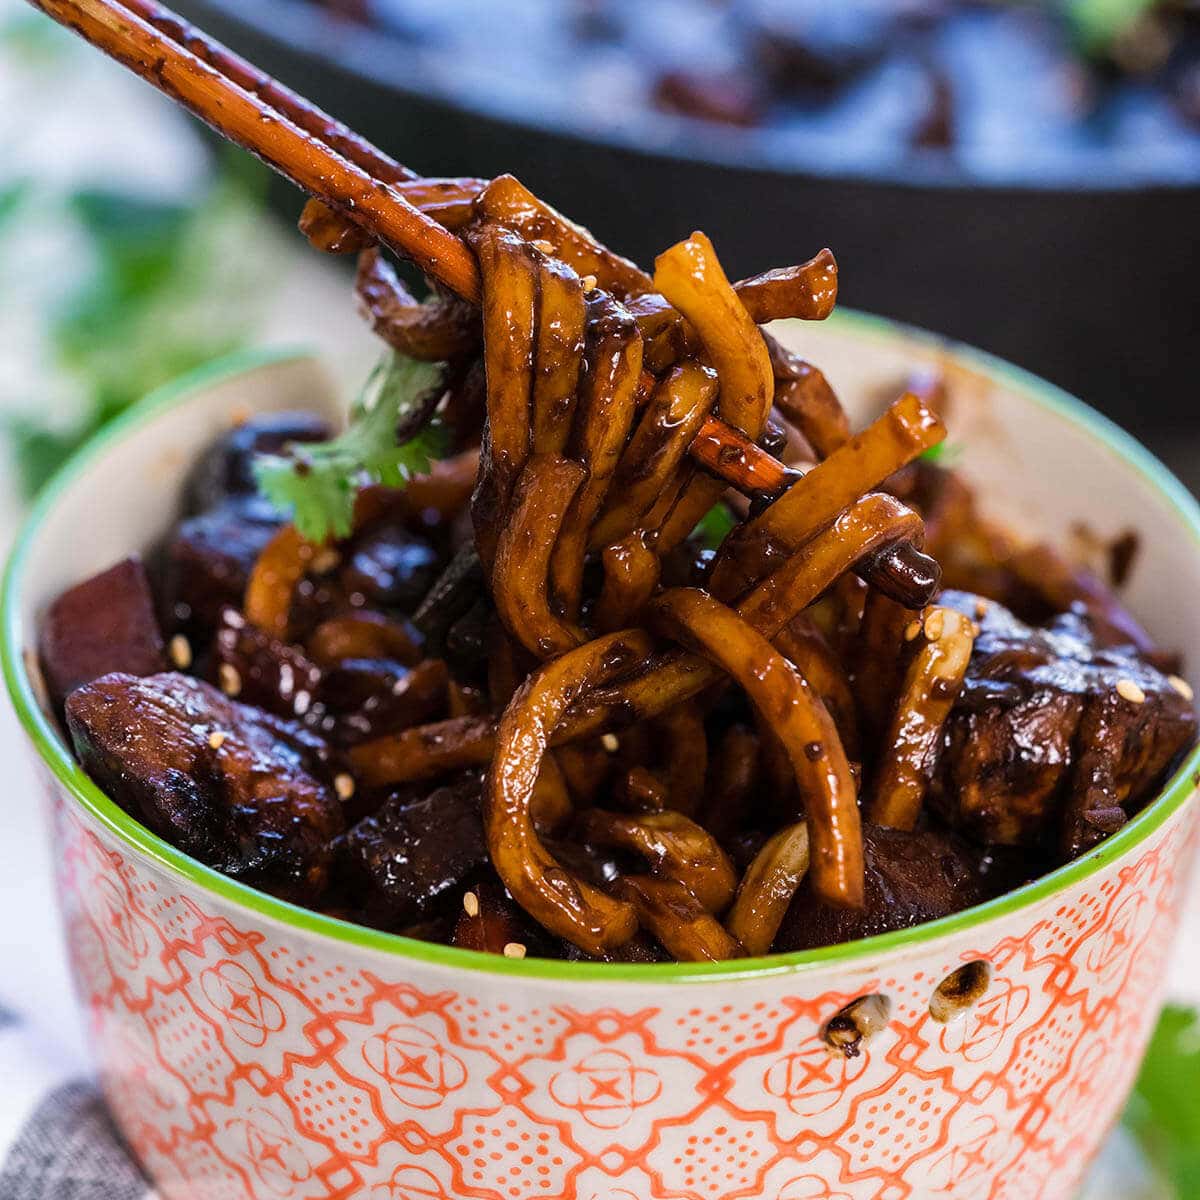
[121,0,489,233]
[25,0,482,300]
[121,0,416,184]
[25,0,941,607]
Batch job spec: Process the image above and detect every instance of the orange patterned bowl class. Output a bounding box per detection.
[5,321,1200,1200]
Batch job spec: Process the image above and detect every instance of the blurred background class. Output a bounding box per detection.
[0,0,1198,1195]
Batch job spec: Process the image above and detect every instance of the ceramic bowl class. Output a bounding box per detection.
[5,321,1200,1200]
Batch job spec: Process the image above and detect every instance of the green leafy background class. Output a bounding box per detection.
[1126,1006,1200,1197]
[1,151,268,497]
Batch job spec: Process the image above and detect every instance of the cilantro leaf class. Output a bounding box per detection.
[1123,1004,1200,1197]
[920,440,962,466]
[692,502,737,551]
[255,352,448,542]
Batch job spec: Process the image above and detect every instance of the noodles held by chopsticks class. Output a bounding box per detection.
[320,212,952,952]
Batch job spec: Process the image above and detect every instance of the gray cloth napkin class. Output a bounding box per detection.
[0,1009,151,1200]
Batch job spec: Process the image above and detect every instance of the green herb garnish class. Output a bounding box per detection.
[920,440,963,467]
[255,352,448,542]
[693,502,737,551]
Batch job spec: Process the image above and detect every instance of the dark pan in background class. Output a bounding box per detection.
[173,0,1200,449]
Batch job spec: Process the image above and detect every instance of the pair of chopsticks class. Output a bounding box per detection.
[26,0,938,607]
[32,0,479,295]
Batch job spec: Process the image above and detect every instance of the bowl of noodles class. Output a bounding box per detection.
[5,308,1200,1198]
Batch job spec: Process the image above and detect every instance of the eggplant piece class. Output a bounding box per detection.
[183,412,329,515]
[930,591,1198,851]
[160,497,283,637]
[65,672,343,903]
[310,656,448,747]
[335,772,487,929]
[412,543,485,656]
[773,825,999,953]
[214,607,322,721]
[339,523,440,614]
[39,557,167,712]
[451,875,560,958]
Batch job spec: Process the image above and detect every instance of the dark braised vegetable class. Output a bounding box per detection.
[65,672,342,903]
[451,877,550,957]
[773,826,1013,954]
[160,497,284,638]
[335,771,487,929]
[339,523,441,613]
[214,606,322,721]
[39,556,166,712]
[312,657,448,747]
[183,412,330,515]
[929,591,1197,855]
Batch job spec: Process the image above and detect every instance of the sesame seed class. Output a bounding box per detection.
[207,731,226,750]
[581,274,598,292]
[903,621,922,642]
[924,611,945,642]
[310,547,340,575]
[503,942,527,959]
[1169,675,1195,702]
[218,663,242,697]
[334,773,356,801]
[169,634,192,670]
[463,891,480,918]
[601,733,620,753]
[1116,678,1146,705]
[531,239,555,255]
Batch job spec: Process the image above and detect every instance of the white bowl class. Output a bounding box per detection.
[4,321,1200,1200]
